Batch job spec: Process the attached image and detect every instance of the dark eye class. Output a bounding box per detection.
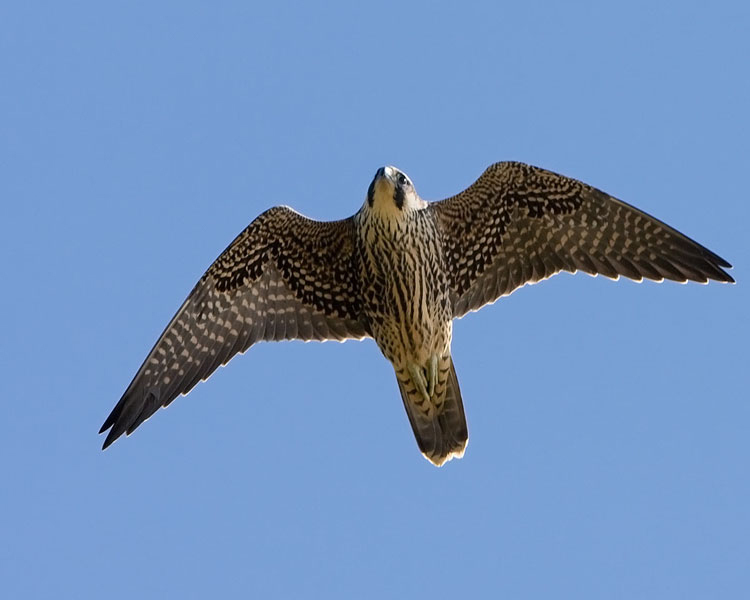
[397,173,409,187]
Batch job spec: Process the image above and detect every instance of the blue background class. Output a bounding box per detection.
[2,1,748,598]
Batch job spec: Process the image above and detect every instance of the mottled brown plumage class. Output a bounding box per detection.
[434,162,733,317]
[99,208,368,448]
[100,162,733,465]
[355,169,465,464]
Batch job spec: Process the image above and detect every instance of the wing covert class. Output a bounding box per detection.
[430,162,734,318]
[100,206,367,448]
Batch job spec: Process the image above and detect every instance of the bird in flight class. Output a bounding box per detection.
[100,162,733,465]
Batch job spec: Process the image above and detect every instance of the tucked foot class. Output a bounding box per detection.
[427,354,438,397]
[407,362,430,404]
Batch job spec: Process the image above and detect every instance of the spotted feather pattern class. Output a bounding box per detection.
[431,162,734,318]
[100,207,368,448]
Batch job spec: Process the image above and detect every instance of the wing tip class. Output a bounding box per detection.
[99,413,125,449]
[98,387,153,450]
[99,416,126,450]
[100,431,118,451]
[697,247,734,282]
[714,273,735,284]
[99,413,118,449]
[713,265,735,284]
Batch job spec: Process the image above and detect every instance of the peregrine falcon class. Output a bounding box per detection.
[100,162,734,465]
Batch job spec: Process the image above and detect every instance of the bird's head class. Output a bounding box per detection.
[365,166,426,217]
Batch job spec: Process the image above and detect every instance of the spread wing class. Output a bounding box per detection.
[430,161,734,318]
[100,206,367,448]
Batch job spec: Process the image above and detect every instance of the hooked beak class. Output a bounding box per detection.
[372,166,396,195]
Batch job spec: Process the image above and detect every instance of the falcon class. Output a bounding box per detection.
[100,162,734,465]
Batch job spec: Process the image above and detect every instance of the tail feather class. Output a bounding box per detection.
[397,357,468,466]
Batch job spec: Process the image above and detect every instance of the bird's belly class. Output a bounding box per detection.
[365,263,452,367]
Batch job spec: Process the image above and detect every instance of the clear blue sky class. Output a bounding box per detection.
[2,1,748,598]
